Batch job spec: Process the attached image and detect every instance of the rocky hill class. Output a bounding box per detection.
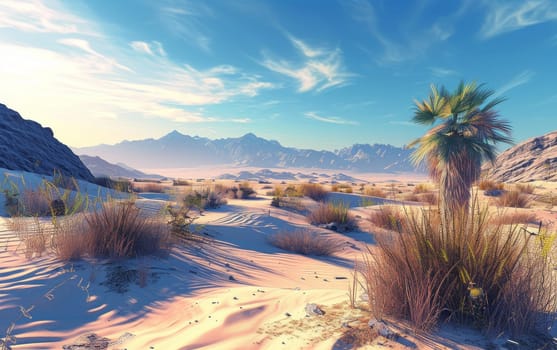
[0,103,94,181]
[74,131,419,173]
[483,130,557,182]
[79,155,163,179]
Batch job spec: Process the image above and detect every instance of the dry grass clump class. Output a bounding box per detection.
[364,187,387,198]
[332,183,353,193]
[417,192,438,205]
[298,183,329,201]
[496,191,532,208]
[308,202,356,231]
[477,179,505,191]
[93,177,132,192]
[81,201,169,258]
[181,187,227,211]
[515,183,535,194]
[268,229,341,256]
[172,179,190,186]
[11,201,171,260]
[368,206,406,232]
[133,182,166,193]
[361,204,556,335]
[413,183,431,194]
[491,211,539,226]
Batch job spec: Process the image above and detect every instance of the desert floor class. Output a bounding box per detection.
[1,168,556,349]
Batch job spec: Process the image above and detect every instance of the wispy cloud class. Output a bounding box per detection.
[130,41,167,57]
[389,120,416,127]
[305,112,358,125]
[0,1,274,147]
[429,67,458,78]
[495,70,535,96]
[480,0,557,39]
[343,0,459,64]
[0,0,89,34]
[261,36,351,92]
[157,1,213,52]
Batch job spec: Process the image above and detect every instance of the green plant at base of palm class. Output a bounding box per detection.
[409,81,513,214]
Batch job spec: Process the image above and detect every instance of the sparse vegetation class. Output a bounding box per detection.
[133,182,165,193]
[368,206,406,232]
[364,187,387,198]
[515,183,535,194]
[496,191,532,208]
[361,203,556,334]
[412,183,431,194]
[308,202,356,232]
[332,183,353,193]
[298,183,329,201]
[268,229,341,256]
[477,179,504,192]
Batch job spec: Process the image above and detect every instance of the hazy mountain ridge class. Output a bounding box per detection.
[74,131,419,173]
[483,130,557,182]
[79,155,163,179]
[0,103,94,181]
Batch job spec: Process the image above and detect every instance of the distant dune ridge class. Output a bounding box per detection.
[0,103,94,181]
[74,130,419,173]
[79,155,163,179]
[483,130,557,182]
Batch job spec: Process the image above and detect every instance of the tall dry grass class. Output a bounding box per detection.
[368,206,407,232]
[361,203,556,335]
[496,191,532,208]
[298,183,329,201]
[268,229,341,256]
[308,202,356,231]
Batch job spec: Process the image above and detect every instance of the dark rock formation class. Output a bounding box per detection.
[0,103,94,181]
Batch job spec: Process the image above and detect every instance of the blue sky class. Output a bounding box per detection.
[0,0,556,151]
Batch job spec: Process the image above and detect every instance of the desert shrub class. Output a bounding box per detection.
[361,204,556,334]
[181,188,227,211]
[308,202,356,231]
[165,203,205,244]
[82,201,169,258]
[299,183,329,201]
[515,183,535,194]
[268,229,341,256]
[491,211,539,226]
[368,206,406,232]
[173,179,190,186]
[7,180,89,217]
[284,185,302,197]
[496,191,532,208]
[333,183,353,193]
[132,182,165,193]
[413,183,431,194]
[238,182,256,199]
[402,193,420,202]
[364,187,387,198]
[93,177,132,192]
[9,201,170,260]
[417,192,438,205]
[477,179,504,191]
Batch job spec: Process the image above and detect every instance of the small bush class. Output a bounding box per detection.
[308,202,356,231]
[332,183,353,193]
[417,192,438,205]
[496,191,532,208]
[133,182,165,193]
[491,211,539,226]
[83,201,169,258]
[413,183,431,194]
[369,206,406,232]
[93,177,132,192]
[477,179,504,191]
[299,183,329,201]
[238,182,256,199]
[515,183,535,194]
[402,193,420,202]
[173,179,190,186]
[364,187,387,198]
[268,229,341,256]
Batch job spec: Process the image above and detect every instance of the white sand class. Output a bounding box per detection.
[0,168,535,349]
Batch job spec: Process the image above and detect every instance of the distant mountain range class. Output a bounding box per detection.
[79,155,163,179]
[74,131,420,173]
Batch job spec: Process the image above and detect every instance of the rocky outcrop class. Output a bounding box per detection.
[483,130,557,182]
[0,103,94,181]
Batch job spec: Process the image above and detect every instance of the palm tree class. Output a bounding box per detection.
[409,81,513,213]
